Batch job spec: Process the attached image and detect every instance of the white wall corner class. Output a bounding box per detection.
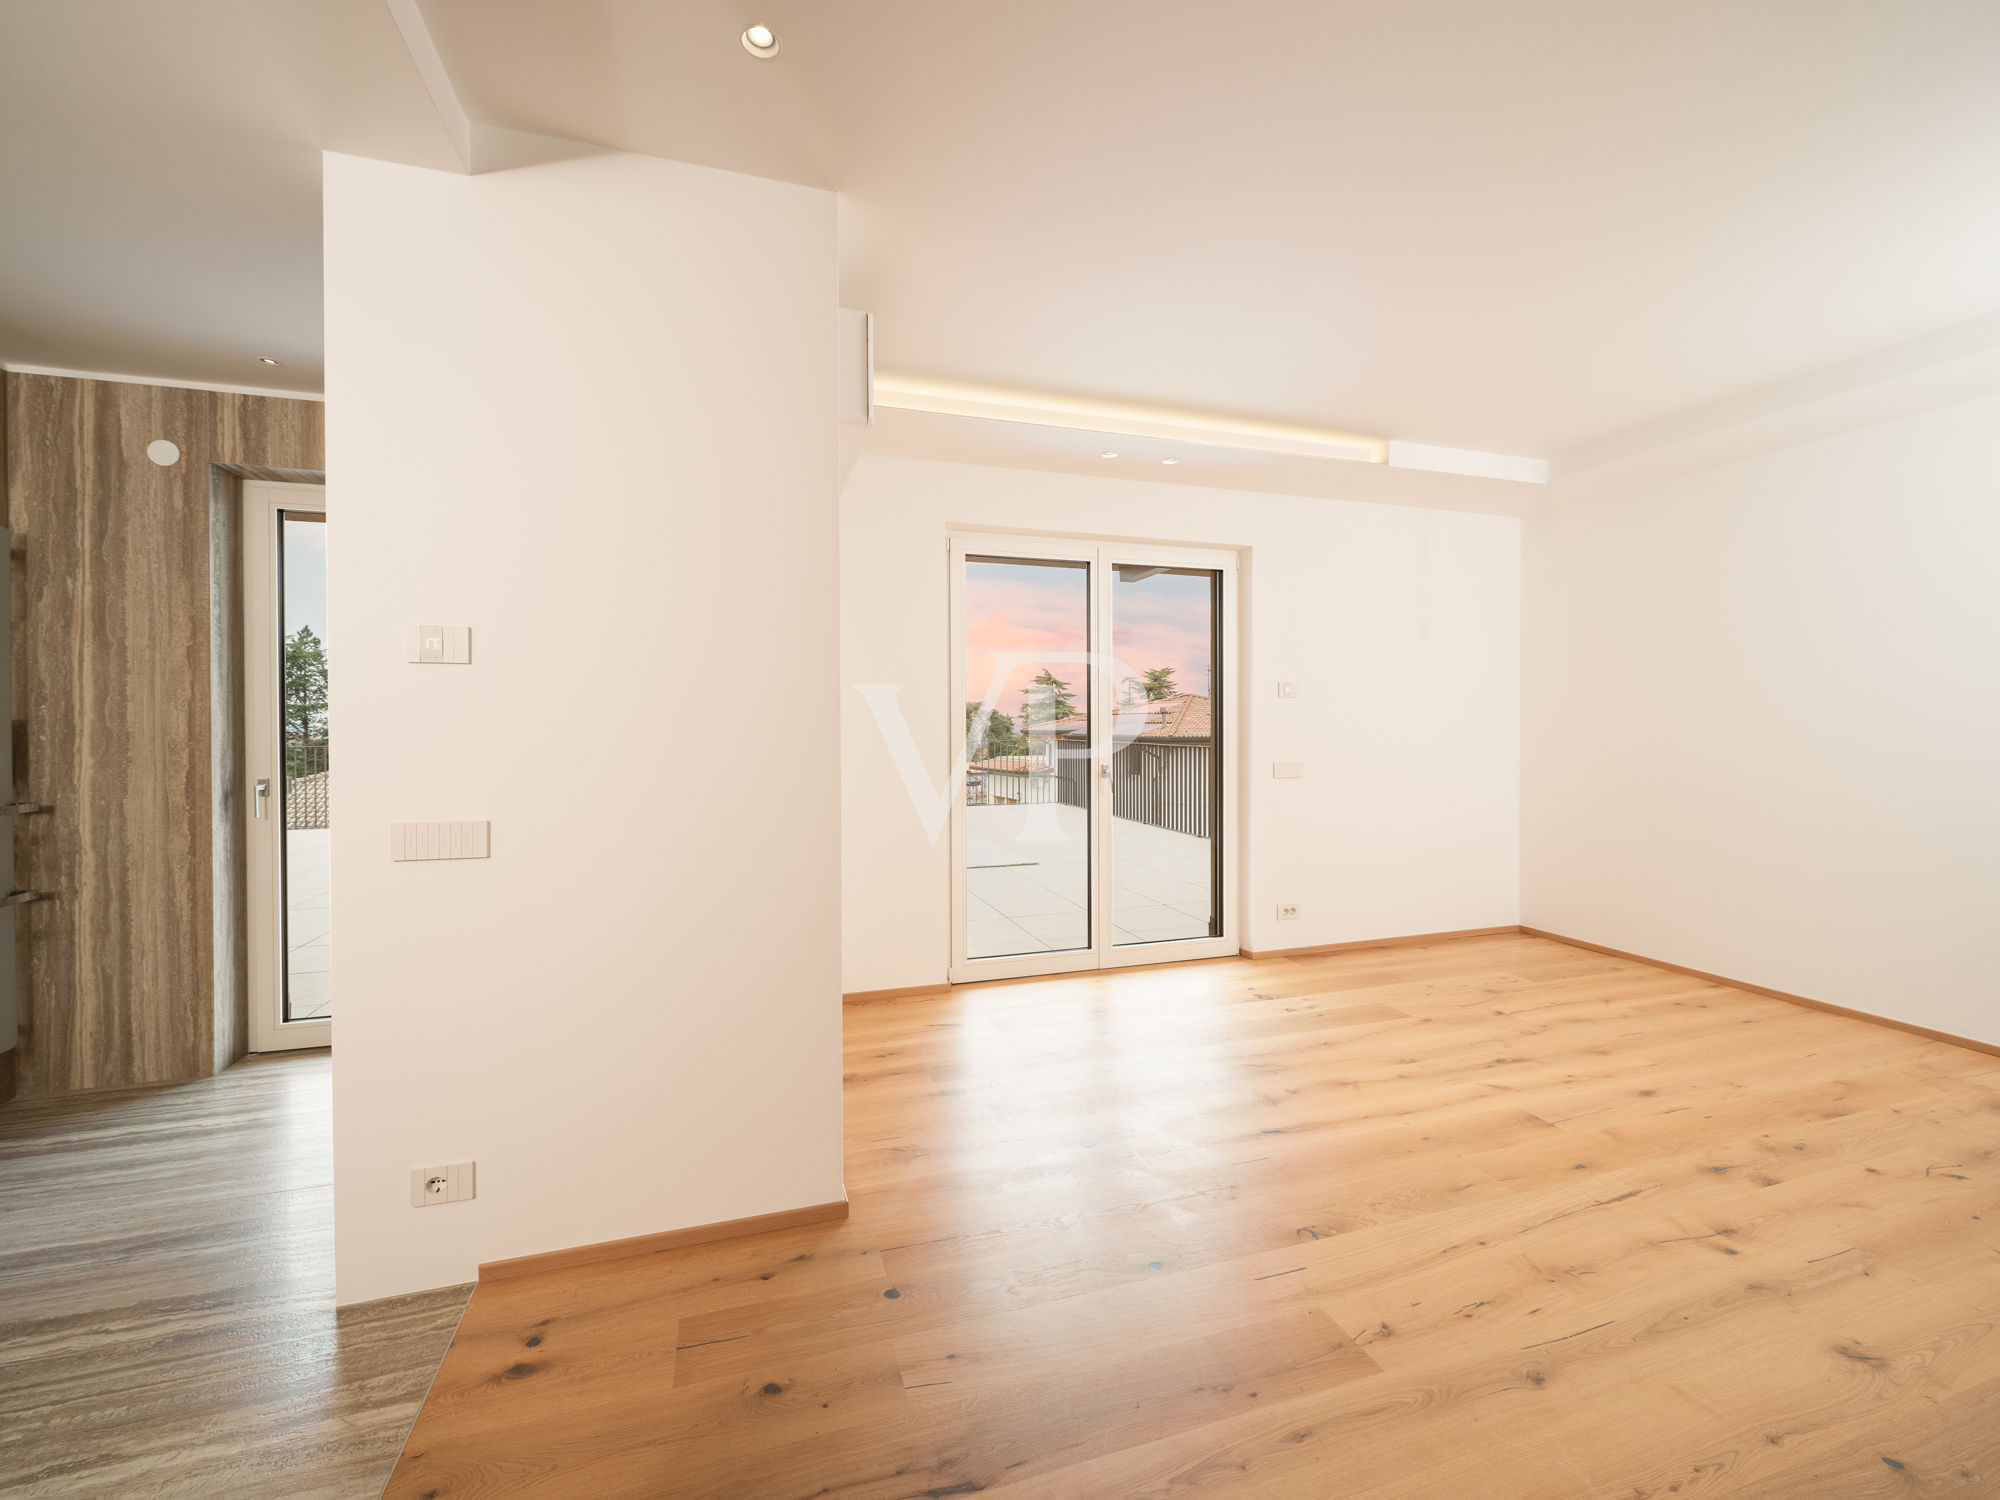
[1387,440,1549,485]
[382,0,473,173]
[1546,309,2000,503]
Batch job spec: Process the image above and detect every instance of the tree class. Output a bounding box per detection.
[1140,665,1178,700]
[990,710,1027,759]
[284,625,329,743]
[965,702,1027,760]
[1020,669,1078,725]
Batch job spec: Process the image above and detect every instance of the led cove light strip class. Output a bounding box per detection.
[871,373,1389,465]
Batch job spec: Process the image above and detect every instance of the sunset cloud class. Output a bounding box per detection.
[964,560,1214,719]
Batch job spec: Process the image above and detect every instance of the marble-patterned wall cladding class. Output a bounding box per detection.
[3,373,323,1098]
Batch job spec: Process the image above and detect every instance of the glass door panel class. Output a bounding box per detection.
[244,480,329,1052]
[279,513,331,1021]
[1108,565,1222,946]
[961,556,1091,960]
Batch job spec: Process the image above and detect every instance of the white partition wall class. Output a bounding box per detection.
[324,150,842,1303]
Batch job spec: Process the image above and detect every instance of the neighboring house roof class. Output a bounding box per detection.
[1030,693,1212,743]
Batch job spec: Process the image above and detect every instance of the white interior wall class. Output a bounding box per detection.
[840,455,1521,994]
[1524,392,2000,1046]
[323,149,843,1303]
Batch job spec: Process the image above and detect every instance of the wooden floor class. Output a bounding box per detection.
[0,1053,471,1498]
[380,932,2000,1497]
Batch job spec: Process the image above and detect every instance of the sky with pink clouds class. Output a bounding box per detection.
[964,558,1214,726]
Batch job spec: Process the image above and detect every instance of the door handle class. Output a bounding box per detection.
[255,778,271,819]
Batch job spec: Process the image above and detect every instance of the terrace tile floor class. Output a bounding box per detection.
[286,828,332,1020]
[965,803,1214,956]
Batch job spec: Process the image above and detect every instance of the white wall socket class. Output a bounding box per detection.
[410,1161,477,1207]
[1277,682,1298,698]
[1276,903,1300,921]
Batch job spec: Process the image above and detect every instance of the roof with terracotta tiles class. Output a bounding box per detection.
[1029,693,1211,743]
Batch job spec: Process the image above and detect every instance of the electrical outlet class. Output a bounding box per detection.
[1277,682,1298,698]
[1276,903,1300,921]
[410,1162,477,1207]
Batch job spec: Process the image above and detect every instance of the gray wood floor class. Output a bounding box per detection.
[0,1052,470,1498]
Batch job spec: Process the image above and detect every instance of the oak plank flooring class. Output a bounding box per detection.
[384,934,2000,1498]
[0,1051,471,1498]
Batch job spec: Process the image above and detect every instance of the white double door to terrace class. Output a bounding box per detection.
[950,535,1238,983]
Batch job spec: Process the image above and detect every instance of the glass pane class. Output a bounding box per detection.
[279,513,331,1022]
[962,556,1090,959]
[1109,565,1220,945]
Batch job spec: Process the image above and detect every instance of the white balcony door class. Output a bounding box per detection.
[949,534,1238,983]
[244,481,332,1052]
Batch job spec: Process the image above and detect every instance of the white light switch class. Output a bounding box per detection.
[409,625,471,664]
[390,821,491,860]
[1272,762,1304,779]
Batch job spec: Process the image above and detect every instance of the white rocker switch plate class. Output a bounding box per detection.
[390,821,491,860]
[409,625,471,663]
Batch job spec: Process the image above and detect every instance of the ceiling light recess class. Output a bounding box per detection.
[871,374,1388,465]
[872,374,1549,483]
[257,356,282,366]
[741,24,781,58]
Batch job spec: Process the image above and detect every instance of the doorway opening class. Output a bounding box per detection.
[243,481,330,1052]
[950,535,1238,983]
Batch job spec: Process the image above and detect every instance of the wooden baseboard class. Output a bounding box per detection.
[478,1199,850,1283]
[850,931,1526,993]
[1521,926,2000,1061]
[843,983,951,1005]
[1240,925,1524,961]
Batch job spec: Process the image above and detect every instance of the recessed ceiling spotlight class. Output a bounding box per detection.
[1161,457,1179,466]
[258,356,282,366]
[741,23,781,57]
[1100,451,1118,459]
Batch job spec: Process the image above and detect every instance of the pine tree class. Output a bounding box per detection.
[1140,665,1178,700]
[284,625,330,743]
[1020,669,1079,724]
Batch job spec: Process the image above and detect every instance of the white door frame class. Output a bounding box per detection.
[244,480,331,1052]
[949,533,1241,984]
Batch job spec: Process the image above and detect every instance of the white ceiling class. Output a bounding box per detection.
[5,0,1999,497]
[0,0,456,395]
